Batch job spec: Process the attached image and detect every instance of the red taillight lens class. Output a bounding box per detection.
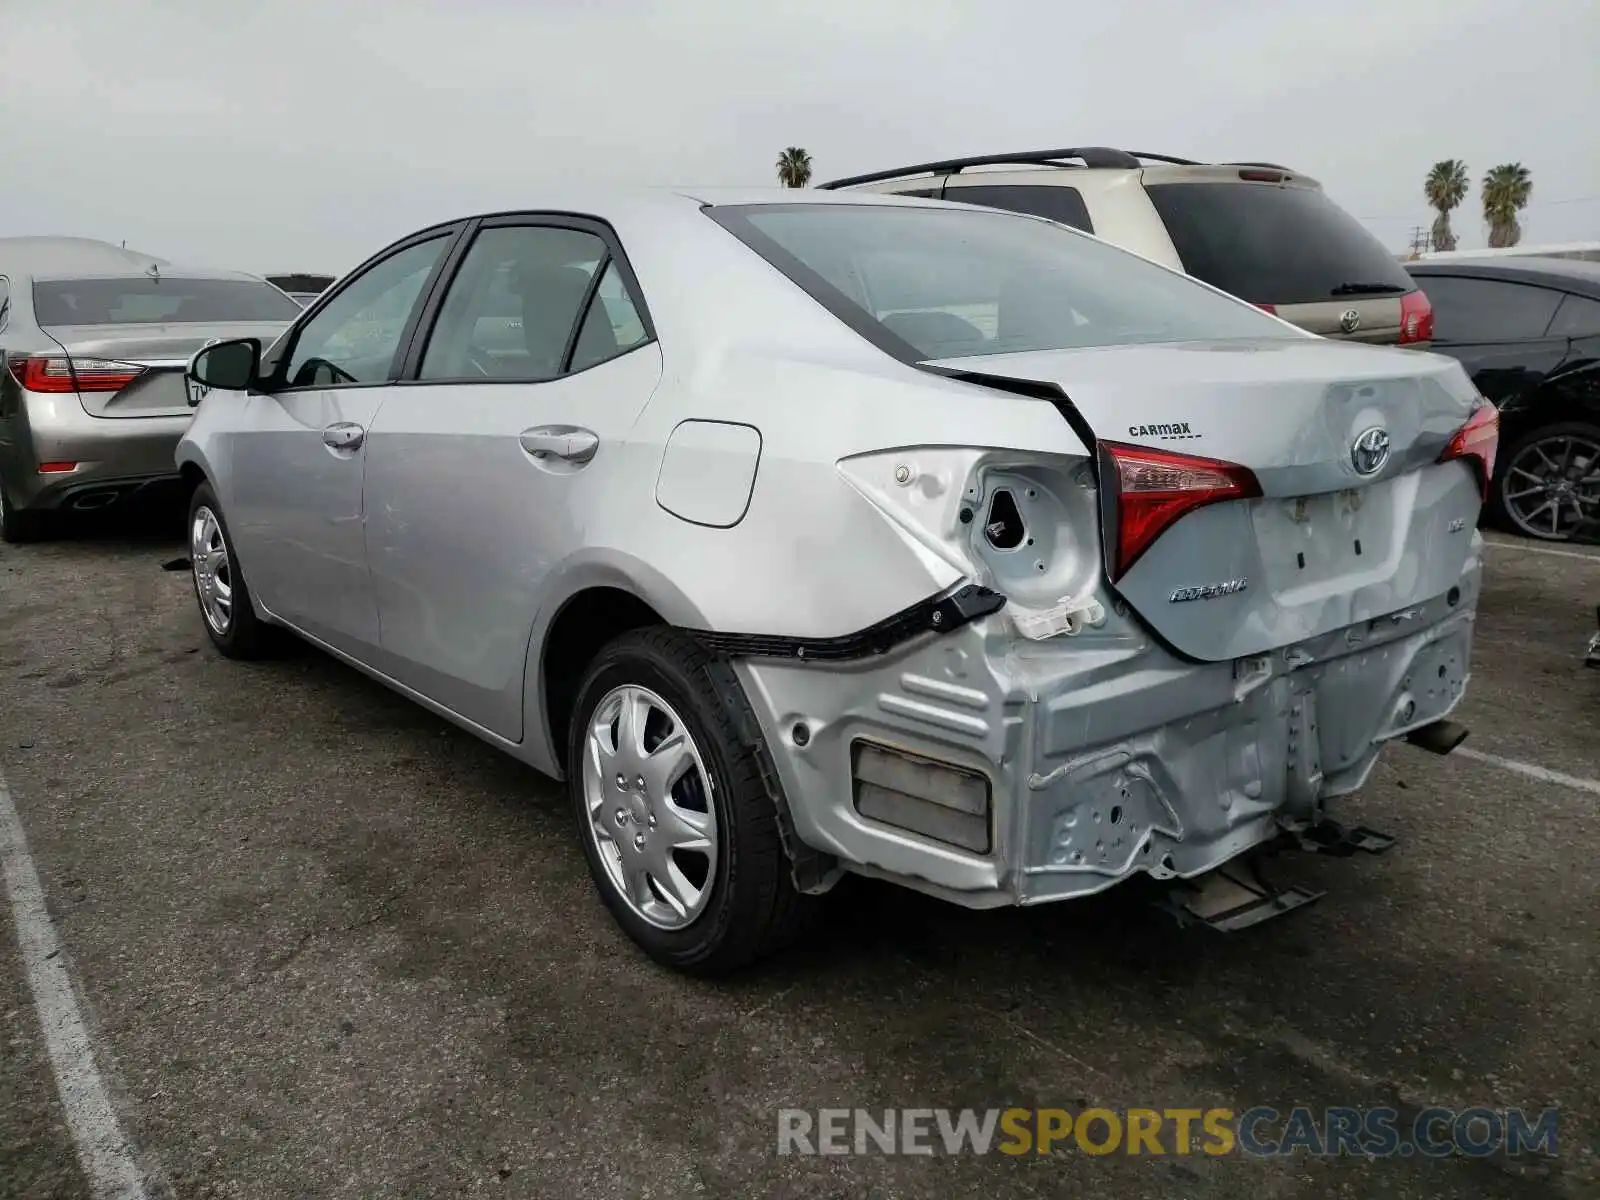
[1252,302,1278,315]
[1399,290,1433,344]
[1438,401,1499,500]
[36,462,78,474]
[6,355,144,393]
[1101,442,1262,580]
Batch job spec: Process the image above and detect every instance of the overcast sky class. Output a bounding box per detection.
[2,0,1596,275]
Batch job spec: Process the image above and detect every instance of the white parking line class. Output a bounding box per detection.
[1453,746,1600,797]
[0,769,149,1200]
[1482,536,1600,563]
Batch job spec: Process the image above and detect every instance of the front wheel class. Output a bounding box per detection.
[566,627,813,974]
[1488,420,1600,541]
[187,482,281,658]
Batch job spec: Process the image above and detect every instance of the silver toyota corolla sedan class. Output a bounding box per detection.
[176,188,1495,972]
[0,236,300,541]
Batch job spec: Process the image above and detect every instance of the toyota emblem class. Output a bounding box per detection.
[1339,308,1361,334]
[1351,426,1391,476]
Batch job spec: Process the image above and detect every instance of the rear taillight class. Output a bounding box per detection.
[1252,302,1278,315]
[1438,401,1499,500]
[6,355,145,394]
[1399,290,1434,345]
[1100,442,1262,580]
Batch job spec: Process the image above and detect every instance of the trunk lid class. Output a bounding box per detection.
[928,337,1487,661]
[42,321,290,418]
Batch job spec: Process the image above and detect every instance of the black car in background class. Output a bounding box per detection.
[1407,257,1600,540]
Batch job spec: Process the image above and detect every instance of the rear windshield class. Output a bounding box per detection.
[32,277,301,326]
[707,203,1290,361]
[1144,182,1415,307]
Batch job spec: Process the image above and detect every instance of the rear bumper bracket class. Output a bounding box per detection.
[1295,818,1397,857]
[1155,858,1324,933]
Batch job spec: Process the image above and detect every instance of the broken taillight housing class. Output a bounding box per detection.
[6,355,145,394]
[1438,401,1499,501]
[1099,442,1262,580]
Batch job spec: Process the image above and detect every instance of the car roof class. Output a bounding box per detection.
[439,184,962,221]
[1407,256,1600,298]
[384,186,979,247]
[0,236,171,277]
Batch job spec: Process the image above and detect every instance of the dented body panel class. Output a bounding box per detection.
[735,539,1479,905]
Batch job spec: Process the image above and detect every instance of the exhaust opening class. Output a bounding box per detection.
[68,490,122,512]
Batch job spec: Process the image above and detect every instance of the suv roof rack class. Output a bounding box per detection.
[816,147,1150,190]
[816,149,1304,191]
[1121,151,1201,166]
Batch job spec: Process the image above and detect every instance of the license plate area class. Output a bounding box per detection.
[1253,483,1396,596]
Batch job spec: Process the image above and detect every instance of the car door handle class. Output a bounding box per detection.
[322,422,365,451]
[519,426,599,465]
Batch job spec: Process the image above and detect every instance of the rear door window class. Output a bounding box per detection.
[31,277,302,325]
[1420,277,1564,343]
[941,184,1094,233]
[418,225,609,381]
[1143,182,1414,306]
[1547,293,1600,339]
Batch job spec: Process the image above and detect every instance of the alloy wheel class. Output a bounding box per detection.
[1501,433,1600,540]
[580,684,718,930]
[191,505,234,635]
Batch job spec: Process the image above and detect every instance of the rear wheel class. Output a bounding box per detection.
[1489,421,1600,541]
[187,482,279,658]
[0,474,49,544]
[566,627,812,974]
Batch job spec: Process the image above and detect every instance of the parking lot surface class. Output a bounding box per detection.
[1,510,1596,1199]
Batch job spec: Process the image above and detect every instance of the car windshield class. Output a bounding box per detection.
[1143,182,1417,307]
[32,277,301,326]
[708,202,1292,360]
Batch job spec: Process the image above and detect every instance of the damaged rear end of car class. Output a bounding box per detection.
[703,197,1494,915]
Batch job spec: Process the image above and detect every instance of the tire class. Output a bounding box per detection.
[0,475,49,544]
[187,482,281,659]
[566,627,813,974]
[1487,420,1600,541]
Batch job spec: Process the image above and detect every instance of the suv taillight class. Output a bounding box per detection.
[6,355,145,394]
[1099,442,1262,580]
[1438,402,1499,500]
[1399,290,1434,345]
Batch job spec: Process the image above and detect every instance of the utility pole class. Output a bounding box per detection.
[1407,225,1433,258]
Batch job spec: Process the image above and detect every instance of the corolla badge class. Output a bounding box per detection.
[1339,308,1361,333]
[1351,426,1391,476]
[1170,579,1248,603]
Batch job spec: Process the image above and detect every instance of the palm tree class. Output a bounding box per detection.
[1482,163,1533,248]
[775,147,813,189]
[1423,159,1469,252]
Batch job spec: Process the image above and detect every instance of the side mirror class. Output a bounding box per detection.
[185,337,261,405]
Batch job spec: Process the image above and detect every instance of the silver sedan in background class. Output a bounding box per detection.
[0,236,300,541]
